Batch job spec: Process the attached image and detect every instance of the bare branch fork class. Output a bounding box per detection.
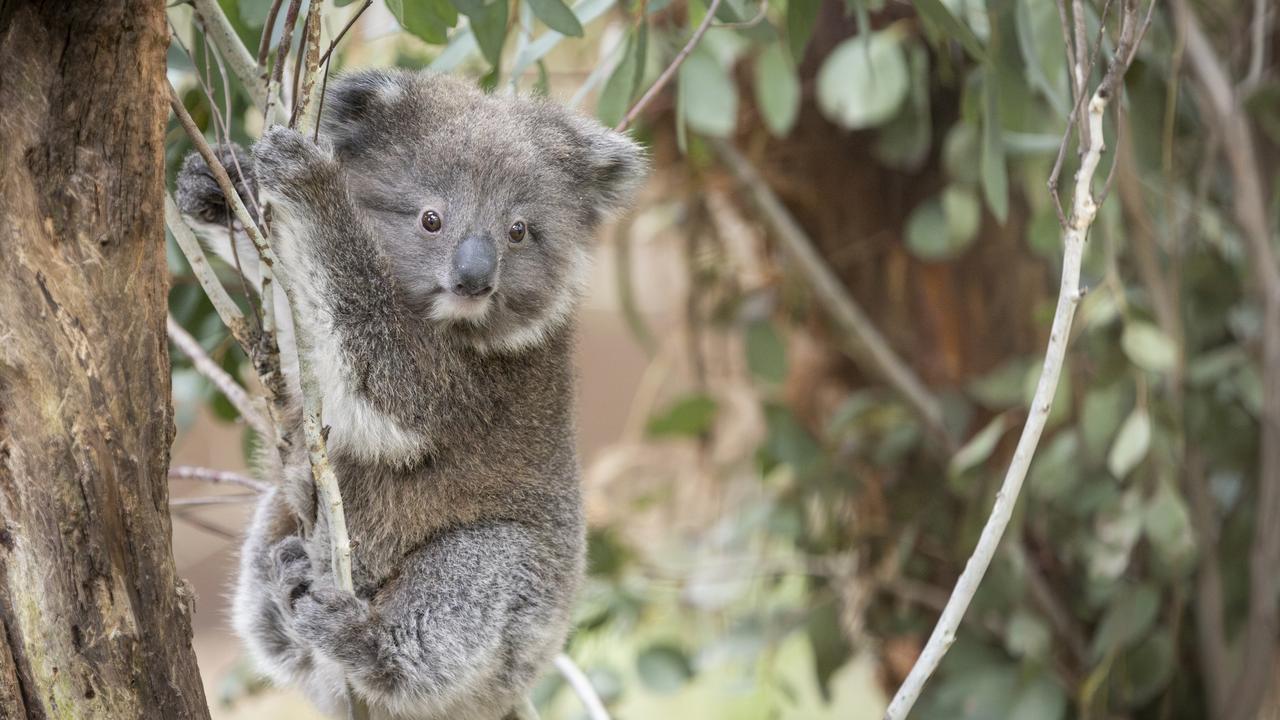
[883,2,1152,717]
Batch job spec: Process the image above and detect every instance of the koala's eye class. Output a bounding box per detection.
[508,220,527,243]
[421,210,442,233]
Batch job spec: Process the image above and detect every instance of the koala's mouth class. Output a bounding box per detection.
[429,290,494,325]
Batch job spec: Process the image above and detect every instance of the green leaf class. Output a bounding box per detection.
[1107,407,1151,480]
[636,644,693,693]
[1091,583,1159,661]
[786,0,821,62]
[754,42,800,137]
[905,187,979,261]
[457,0,509,68]
[677,48,738,138]
[1029,431,1080,501]
[1005,611,1051,661]
[981,67,1009,223]
[943,121,981,184]
[389,0,459,45]
[1121,322,1178,373]
[875,44,932,170]
[1117,630,1176,706]
[597,32,641,128]
[816,30,910,130]
[527,0,584,36]
[1143,481,1197,575]
[949,414,1008,478]
[1015,0,1068,113]
[745,320,787,383]
[911,0,984,60]
[647,394,718,437]
[1008,674,1067,720]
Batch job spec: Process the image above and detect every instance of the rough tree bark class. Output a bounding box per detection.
[0,2,211,718]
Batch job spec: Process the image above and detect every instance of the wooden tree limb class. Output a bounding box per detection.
[713,140,955,450]
[882,3,1150,715]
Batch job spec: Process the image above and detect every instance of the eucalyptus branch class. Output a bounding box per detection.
[164,192,255,348]
[713,140,954,450]
[883,3,1149,717]
[616,0,724,132]
[554,654,611,720]
[290,0,324,129]
[166,315,270,438]
[169,465,270,493]
[170,494,259,508]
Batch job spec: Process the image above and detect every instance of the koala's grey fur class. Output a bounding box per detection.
[176,69,646,720]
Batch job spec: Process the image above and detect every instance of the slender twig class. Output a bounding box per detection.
[268,0,305,127]
[169,465,270,493]
[167,315,270,438]
[713,141,955,450]
[291,0,324,129]
[164,193,255,343]
[319,0,374,70]
[171,494,260,508]
[192,0,278,119]
[257,0,287,71]
[168,83,276,266]
[172,510,240,540]
[883,5,1148,716]
[554,654,611,720]
[616,0,725,132]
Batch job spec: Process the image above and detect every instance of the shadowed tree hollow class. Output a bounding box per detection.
[0,1,210,717]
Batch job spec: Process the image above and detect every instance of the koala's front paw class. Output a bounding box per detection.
[175,143,259,226]
[293,584,370,654]
[252,126,335,203]
[268,535,313,610]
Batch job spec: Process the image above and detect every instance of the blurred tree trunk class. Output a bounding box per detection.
[0,2,210,718]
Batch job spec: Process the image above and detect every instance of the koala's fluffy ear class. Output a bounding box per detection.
[318,69,409,159]
[541,110,649,220]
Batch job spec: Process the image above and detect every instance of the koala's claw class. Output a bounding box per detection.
[174,143,259,226]
[293,584,369,647]
[268,536,312,608]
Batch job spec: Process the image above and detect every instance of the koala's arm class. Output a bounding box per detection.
[249,127,434,447]
[292,523,566,715]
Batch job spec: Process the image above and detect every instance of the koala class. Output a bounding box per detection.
[176,69,646,720]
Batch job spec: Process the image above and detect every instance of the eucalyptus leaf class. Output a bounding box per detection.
[526,0,584,37]
[745,320,787,383]
[458,0,509,68]
[636,644,693,693]
[816,31,910,130]
[648,394,718,437]
[597,32,640,128]
[754,42,800,137]
[981,67,1009,224]
[1107,407,1151,480]
[1122,322,1178,373]
[911,0,984,60]
[949,414,1008,478]
[1091,583,1159,660]
[678,48,738,138]
[787,0,821,62]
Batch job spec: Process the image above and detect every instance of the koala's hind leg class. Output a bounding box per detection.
[231,488,320,689]
[288,523,574,720]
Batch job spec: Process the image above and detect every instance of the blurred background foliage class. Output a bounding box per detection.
[164,0,1280,718]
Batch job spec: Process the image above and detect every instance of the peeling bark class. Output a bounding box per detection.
[0,2,210,718]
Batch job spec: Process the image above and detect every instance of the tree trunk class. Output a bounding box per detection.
[0,2,211,718]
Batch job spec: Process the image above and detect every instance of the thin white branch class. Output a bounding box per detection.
[166,315,270,438]
[554,654,611,720]
[882,0,1152,706]
[169,465,270,493]
[170,494,259,507]
[191,0,287,123]
[164,193,254,347]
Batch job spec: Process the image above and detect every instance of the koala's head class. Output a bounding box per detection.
[318,69,647,354]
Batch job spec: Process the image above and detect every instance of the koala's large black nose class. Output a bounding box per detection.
[451,234,497,298]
